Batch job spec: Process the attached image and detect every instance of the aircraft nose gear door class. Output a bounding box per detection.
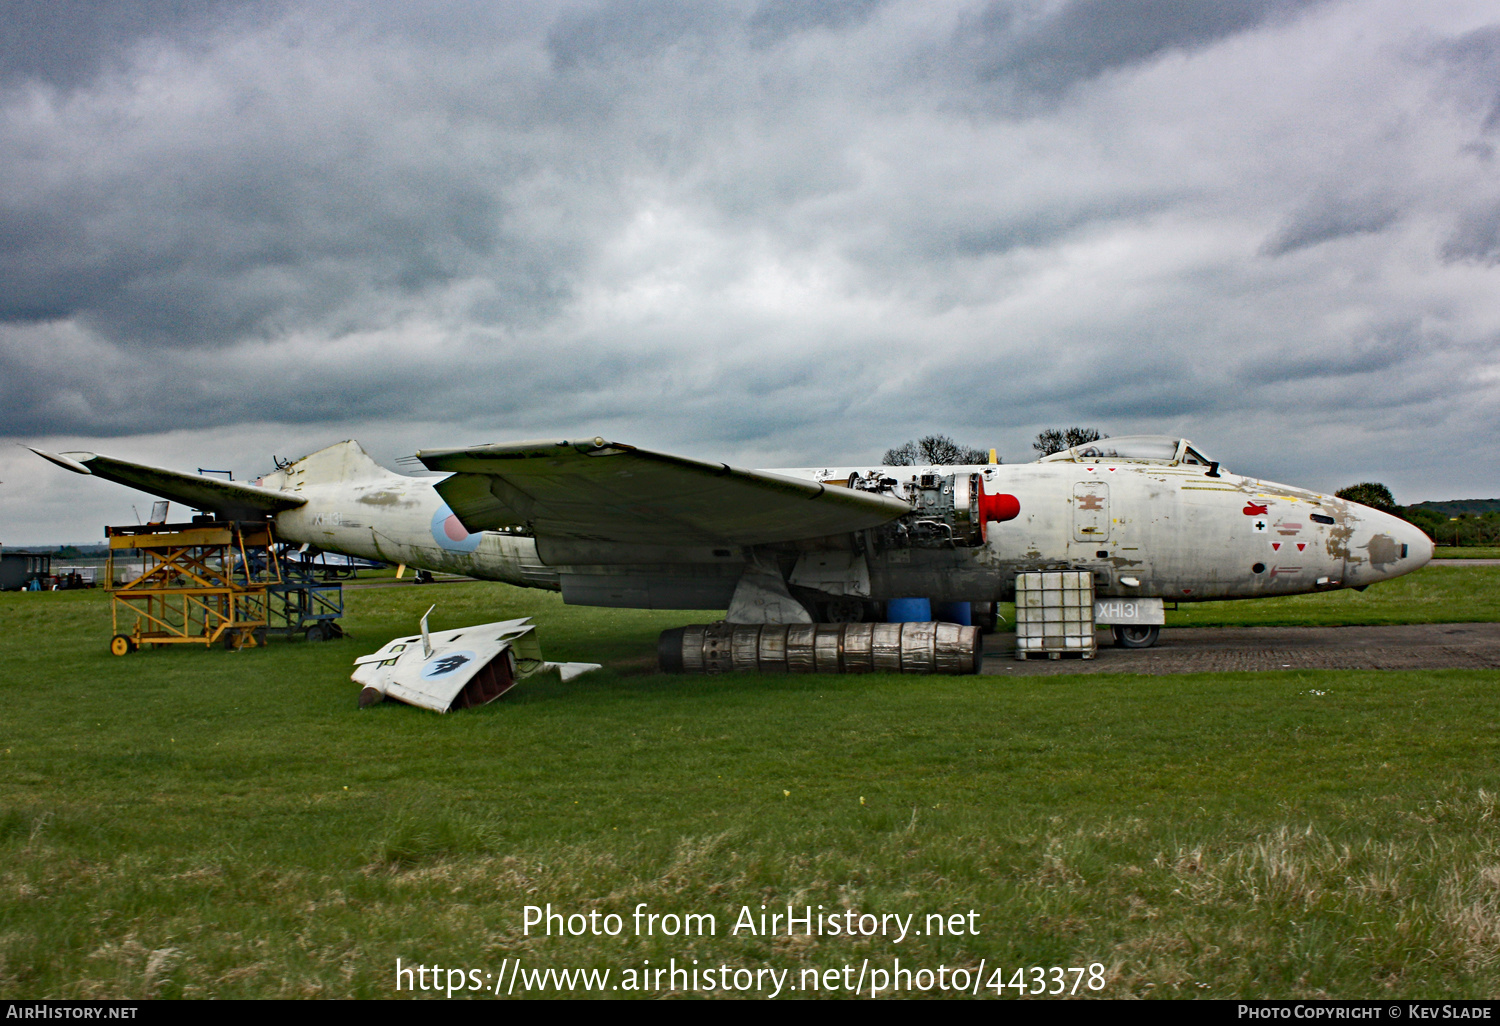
[1073,482,1111,543]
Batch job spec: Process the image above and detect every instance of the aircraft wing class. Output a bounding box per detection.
[418,438,912,546]
[31,449,306,519]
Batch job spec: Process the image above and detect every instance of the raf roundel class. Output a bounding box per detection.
[430,504,484,553]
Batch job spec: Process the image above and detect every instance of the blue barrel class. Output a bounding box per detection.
[931,601,973,626]
[886,597,932,623]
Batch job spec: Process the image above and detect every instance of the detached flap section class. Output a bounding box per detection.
[419,438,912,546]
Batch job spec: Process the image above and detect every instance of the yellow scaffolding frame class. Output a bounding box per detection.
[105,522,283,654]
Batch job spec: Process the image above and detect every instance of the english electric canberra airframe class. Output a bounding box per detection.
[33,434,1432,649]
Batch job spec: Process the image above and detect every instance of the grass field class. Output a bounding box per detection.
[1162,563,1500,628]
[2,566,1499,1000]
[1435,546,1500,560]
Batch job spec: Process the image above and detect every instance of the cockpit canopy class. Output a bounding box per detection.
[1036,435,1218,469]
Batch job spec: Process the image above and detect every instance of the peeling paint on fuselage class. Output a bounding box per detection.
[258,442,1432,608]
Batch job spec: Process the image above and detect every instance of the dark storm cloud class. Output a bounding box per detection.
[1440,202,1500,266]
[1234,323,1423,385]
[0,315,673,437]
[1,0,1498,535]
[1423,23,1500,266]
[1426,23,1500,135]
[1259,194,1402,257]
[0,0,278,89]
[747,0,886,46]
[545,0,728,68]
[948,193,1182,257]
[958,0,1331,100]
[0,47,572,350]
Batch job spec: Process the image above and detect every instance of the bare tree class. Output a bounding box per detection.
[883,434,991,466]
[1032,427,1107,457]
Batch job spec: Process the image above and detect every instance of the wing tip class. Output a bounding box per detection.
[28,447,94,475]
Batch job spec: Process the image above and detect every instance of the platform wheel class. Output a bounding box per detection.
[109,634,135,657]
[1112,625,1161,649]
[306,623,327,643]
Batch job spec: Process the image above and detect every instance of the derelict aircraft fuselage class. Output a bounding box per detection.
[34,434,1434,633]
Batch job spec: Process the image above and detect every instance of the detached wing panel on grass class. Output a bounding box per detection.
[419,439,911,546]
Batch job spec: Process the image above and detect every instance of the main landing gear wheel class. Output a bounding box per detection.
[1113,625,1161,649]
[820,597,867,623]
[109,634,135,656]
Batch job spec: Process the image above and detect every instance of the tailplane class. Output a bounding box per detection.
[31,448,306,520]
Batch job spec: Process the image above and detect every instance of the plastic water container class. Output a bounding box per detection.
[931,601,972,626]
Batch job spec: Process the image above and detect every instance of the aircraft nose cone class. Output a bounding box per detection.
[1344,506,1432,585]
[1399,517,1435,569]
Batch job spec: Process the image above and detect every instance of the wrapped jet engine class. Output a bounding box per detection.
[659,621,982,675]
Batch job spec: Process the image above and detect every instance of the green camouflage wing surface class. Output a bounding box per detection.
[419,439,911,546]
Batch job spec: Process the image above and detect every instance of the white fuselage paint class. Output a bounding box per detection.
[777,461,1433,600]
[259,442,1433,605]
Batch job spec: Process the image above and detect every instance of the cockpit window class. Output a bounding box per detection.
[1038,435,1210,465]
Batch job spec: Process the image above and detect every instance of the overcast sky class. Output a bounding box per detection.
[3,0,1498,542]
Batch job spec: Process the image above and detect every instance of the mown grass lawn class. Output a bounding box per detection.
[1163,564,1500,628]
[1435,547,1500,560]
[1,567,1498,1000]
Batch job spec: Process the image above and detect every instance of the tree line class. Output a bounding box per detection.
[1336,483,1499,548]
[882,427,1106,466]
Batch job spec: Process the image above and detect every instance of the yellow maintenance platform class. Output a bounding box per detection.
[105,521,281,654]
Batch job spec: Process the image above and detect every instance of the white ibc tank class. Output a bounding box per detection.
[1014,570,1097,659]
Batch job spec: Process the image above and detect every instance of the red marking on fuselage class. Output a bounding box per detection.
[1244,503,1268,516]
[443,515,470,541]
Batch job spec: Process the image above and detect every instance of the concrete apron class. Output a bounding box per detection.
[981,622,1500,676]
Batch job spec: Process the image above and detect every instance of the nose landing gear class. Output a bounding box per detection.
[1112,624,1161,649]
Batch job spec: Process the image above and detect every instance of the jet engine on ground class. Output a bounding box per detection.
[658,621,982,675]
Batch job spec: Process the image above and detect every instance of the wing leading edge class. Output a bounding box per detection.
[31,449,306,520]
[419,438,911,546]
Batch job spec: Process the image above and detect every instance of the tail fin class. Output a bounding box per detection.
[259,440,395,490]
